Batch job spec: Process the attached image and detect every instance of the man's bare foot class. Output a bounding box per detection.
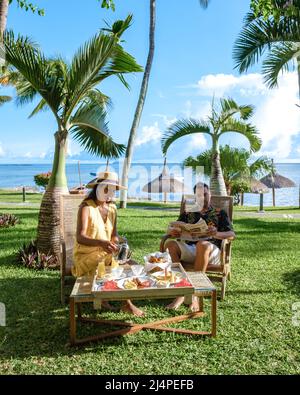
[166,296,185,311]
[189,296,200,313]
[101,301,119,312]
[121,301,145,317]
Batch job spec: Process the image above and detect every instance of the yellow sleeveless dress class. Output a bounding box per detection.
[72,199,117,277]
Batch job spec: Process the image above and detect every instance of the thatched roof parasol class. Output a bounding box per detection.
[249,178,269,194]
[260,162,296,207]
[260,173,296,189]
[142,159,186,203]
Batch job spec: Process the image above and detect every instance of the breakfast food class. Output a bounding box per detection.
[151,271,183,283]
[123,277,152,290]
[148,255,166,264]
[156,280,170,288]
[148,266,162,274]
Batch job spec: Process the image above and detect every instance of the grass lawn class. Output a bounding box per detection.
[0,202,300,375]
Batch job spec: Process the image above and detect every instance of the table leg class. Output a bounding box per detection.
[199,296,204,312]
[70,297,76,345]
[211,290,217,337]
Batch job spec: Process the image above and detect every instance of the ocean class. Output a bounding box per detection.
[0,162,299,207]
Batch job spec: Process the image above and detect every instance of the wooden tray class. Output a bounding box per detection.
[91,262,194,301]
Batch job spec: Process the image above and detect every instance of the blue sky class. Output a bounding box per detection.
[0,0,300,164]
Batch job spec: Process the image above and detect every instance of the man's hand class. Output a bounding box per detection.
[168,227,181,238]
[99,240,119,254]
[206,225,218,237]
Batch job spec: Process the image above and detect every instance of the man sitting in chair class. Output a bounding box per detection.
[164,182,235,311]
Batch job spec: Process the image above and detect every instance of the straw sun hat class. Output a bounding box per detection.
[86,171,127,190]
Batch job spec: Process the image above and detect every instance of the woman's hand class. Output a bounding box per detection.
[99,240,119,254]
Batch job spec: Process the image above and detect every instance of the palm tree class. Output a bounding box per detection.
[0,0,9,41]
[3,16,142,257]
[119,0,211,209]
[162,98,261,196]
[233,1,300,97]
[119,0,156,209]
[183,145,271,195]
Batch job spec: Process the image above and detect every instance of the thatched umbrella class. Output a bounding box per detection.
[241,178,269,210]
[249,178,269,212]
[142,159,186,203]
[260,162,296,206]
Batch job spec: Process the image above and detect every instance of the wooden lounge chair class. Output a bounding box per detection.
[59,194,128,304]
[160,195,234,300]
[60,194,84,304]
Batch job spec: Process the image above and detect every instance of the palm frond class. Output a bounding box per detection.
[28,98,49,118]
[101,14,133,38]
[233,15,300,74]
[262,42,300,88]
[4,31,65,116]
[66,30,142,119]
[161,119,211,155]
[0,95,12,105]
[70,100,125,158]
[249,156,272,177]
[198,0,210,9]
[220,119,262,152]
[219,98,255,122]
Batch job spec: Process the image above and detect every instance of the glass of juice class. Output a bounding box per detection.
[97,261,106,278]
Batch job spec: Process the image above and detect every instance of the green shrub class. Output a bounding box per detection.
[0,213,20,228]
[34,172,52,189]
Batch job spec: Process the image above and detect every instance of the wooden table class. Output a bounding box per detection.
[69,264,217,346]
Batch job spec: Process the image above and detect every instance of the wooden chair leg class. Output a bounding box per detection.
[221,276,227,300]
[61,276,65,305]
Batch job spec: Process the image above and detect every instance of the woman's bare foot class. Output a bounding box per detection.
[101,301,119,312]
[189,296,200,313]
[166,296,185,311]
[121,300,145,317]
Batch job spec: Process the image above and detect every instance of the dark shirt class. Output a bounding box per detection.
[177,206,234,249]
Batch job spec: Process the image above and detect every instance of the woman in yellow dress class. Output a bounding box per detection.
[72,171,144,317]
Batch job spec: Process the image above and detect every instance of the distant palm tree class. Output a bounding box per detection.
[162,98,261,196]
[119,0,212,209]
[184,145,271,195]
[233,1,300,97]
[2,16,142,257]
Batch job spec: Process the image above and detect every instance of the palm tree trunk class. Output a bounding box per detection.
[37,132,69,258]
[210,138,227,196]
[119,0,156,209]
[0,0,8,42]
[297,56,300,102]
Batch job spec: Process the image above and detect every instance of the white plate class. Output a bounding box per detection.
[150,271,184,284]
[95,272,127,283]
[117,276,155,290]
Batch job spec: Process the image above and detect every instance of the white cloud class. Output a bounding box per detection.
[188,134,207,151]
[152,114,177,127]
[254,72,300,160]
[135,122,162,147]
[196,73,267,97]
[0,142,5,157]
[39,152,46,159]
[182,71,300,160]
[24,152,32,158]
